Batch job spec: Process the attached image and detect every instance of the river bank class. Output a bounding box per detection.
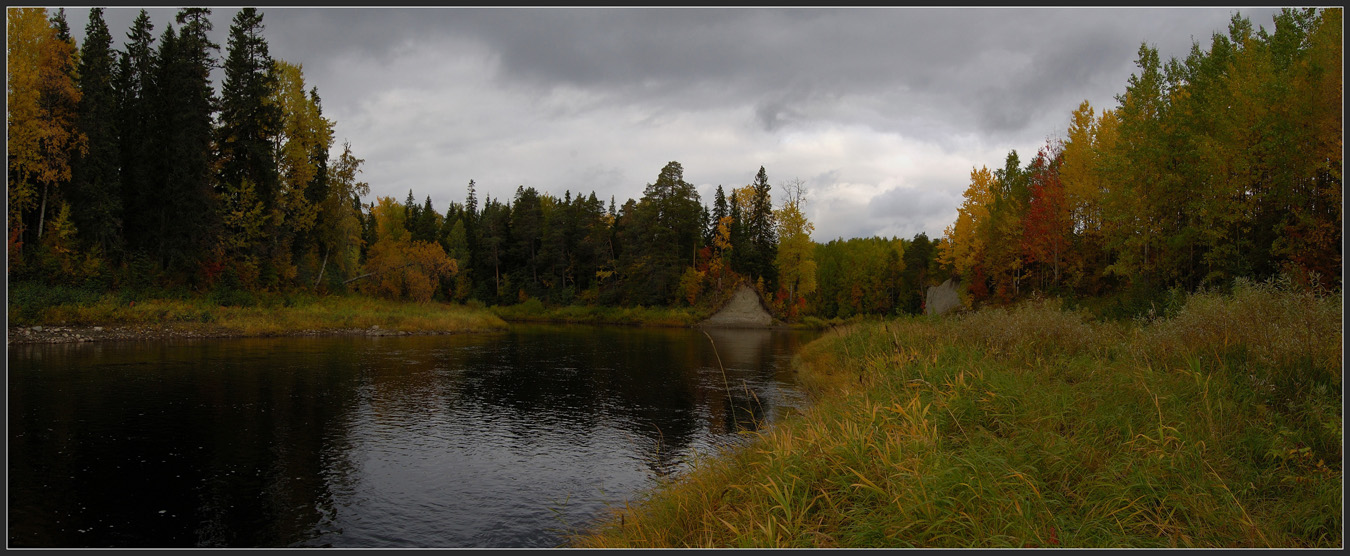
[489,300,709,328]
[573,279,1342,548]
[5,293,832,346]
[6,321,500,345]
[6,290,509,345]
[489,299,845,330]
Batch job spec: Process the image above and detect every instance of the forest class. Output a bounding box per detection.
[7,7,1341,324]
[940,8,1341,308]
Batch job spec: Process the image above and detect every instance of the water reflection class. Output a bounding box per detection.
[8,325,815,547]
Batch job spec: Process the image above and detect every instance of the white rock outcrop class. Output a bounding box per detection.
[925,278,962,317]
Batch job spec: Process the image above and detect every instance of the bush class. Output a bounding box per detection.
[798,316,830,329]
[517,298,546,315]
[210,287,257,308]
[7,281,106,324]
[1090,282,1187,321]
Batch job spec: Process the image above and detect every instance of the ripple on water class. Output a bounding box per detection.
[7,328,818,548]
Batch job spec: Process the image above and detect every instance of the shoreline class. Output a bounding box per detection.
[6,322,504,346]
[7,318,815,346]
[573,285,1343,548]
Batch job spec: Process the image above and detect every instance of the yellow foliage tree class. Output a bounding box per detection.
[773,179,816,318]
[361,196,457,302]
[677,266,705,306]
[7,7,85,268]
[218,178,269,287]
[1059,101,1103,234]
[272,61,332,232]
[270,60,334,283]
[938,166,994,279]
[313,141,368,288]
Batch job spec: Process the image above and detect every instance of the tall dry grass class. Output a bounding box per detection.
[574,278,1341,548]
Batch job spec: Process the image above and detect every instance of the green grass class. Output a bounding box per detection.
[488,301,866,329]
[489,299,710,327]
[573,278,1342,548]
[7,285,508,336]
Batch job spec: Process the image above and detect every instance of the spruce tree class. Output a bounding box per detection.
[416,196,439,243]
[217,7,281,283]
[150,8,218,275]
[708,185,728,246]
[463,180,479,297]
[70,8,122,257]
[748,166,778,290]
[116,10,156,258]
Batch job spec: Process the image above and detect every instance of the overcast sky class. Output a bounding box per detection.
[66,6,1284,242]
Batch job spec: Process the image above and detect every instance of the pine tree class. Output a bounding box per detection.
[623,161,703,305]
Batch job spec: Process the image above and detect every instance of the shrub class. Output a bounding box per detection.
[517,298,546,314]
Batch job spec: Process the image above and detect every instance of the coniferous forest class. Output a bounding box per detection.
[7,7,1341,323]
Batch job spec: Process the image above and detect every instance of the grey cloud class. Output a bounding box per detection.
[61,6,1289,242]
[809,169,843,188]
[866,181,961,239]
[80,7,1280,140]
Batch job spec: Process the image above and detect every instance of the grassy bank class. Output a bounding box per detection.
[574,278,1342,548]
[489,299,710,327]
[488,300,856,329]
[7,283,508,336]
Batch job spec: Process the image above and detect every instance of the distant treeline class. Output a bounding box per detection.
[5,6,938,320]
[8,8,1340,322]
[938,8,1342,308]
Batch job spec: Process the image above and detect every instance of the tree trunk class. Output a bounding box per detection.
[314,245,330,289]
[343,262,417,285]
[37,182,49,240]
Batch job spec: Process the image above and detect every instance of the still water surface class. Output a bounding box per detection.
[8,325,816,547]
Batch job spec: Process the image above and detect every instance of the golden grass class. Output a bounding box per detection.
[573,278,1342,548]
[14,292,508,336]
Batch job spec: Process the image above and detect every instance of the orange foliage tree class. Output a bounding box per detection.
[360,196,457,302]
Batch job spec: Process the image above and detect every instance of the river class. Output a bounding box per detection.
[7,324,817,548]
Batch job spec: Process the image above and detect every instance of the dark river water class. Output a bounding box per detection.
[7,325,817,548]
